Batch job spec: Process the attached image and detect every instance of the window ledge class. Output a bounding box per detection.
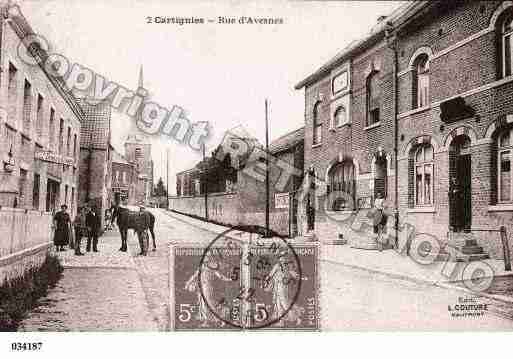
[407,206,435,213]
[311,143,322,148]
[331,88,350,100]
[364,122,381,131]
[488,204,513,212]
[397,105,431,119]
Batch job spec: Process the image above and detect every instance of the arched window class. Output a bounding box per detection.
[498,128,513,202]
[328,161,355,211]
[502,12,513,77]
[366,71,380,126]
[414,144,434,206]
[413,55,430,108]
[312,101,322,145]
[334,106,347,127]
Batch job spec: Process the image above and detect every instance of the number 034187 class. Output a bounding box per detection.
[11,342,43,351]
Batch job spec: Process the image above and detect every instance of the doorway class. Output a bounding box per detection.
[45,179,60,213]
[449,135,472,232]
[374,155,387,199]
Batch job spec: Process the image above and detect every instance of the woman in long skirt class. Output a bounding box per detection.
[53,204,71,251]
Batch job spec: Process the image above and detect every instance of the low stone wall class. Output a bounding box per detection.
[240,210,290,237]
[169,194,291,237]
[169,193,242,227]
[0,208,53,285]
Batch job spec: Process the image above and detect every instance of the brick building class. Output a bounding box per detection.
[0,5,81,216]
[124,134,153,205]
[111,148,137,205]
[0,4,115,223]
[295,0,513,259]
[77,98,112,217]
[171,126,304,237]
[393,0,513,259]
[295,9,398,246]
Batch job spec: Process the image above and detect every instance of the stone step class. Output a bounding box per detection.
[448,239,478,247]
[459,245,485,255]
[323,239,348,245]
[426,251,489,262]
[455,253,490,262]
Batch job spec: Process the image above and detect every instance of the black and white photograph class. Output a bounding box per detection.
[0,0,512,357]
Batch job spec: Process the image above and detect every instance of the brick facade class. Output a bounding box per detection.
[395,0,513,258]
[77,99,112,219]
[125,135,153,205]
[111,149,138,205]
[0,11,80,217]
[296,1,513,258]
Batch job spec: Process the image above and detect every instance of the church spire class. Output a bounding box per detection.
[126,65,149,144]
[138,65,144,89]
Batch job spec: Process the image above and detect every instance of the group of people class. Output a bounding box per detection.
[52,201,157,257]
[52,203,102,255]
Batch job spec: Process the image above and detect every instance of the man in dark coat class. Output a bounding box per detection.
[112,202,129,252]
[73,206,88,256]
[86,207,102,252]
[134,208,152,256]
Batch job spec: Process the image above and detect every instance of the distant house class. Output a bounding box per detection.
[110,149,137,205]
[171,126,304,237]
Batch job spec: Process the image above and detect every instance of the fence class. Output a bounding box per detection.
[0,207,53,285]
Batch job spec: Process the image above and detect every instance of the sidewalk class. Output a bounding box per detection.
[166,210,513,304]
[19,229,159,331]
[56,228,135,269]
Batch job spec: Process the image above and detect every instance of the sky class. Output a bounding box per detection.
[18,0,405,194]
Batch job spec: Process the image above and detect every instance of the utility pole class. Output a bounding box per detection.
[166,147,170,209]
[265,99,270,237]
[203,143,208,221]
[86,133,93,204]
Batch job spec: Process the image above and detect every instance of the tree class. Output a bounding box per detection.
[154,177,167,197]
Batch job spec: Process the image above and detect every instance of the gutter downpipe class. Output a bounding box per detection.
[385,22,399,249]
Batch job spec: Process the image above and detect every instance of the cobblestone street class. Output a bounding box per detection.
[19,209,216,331]
[18,209,513,331]
[19,224,159,331]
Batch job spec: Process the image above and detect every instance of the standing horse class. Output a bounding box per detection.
[111,205,156,252]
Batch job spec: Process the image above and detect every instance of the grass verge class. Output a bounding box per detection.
[0,254,63,331]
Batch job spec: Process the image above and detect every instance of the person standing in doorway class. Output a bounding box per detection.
[373,192,388,251]
[449,176,464,231]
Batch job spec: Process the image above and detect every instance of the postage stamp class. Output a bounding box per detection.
[170,228,320,331]
[171,243,242,331]
[247,241,319,330]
